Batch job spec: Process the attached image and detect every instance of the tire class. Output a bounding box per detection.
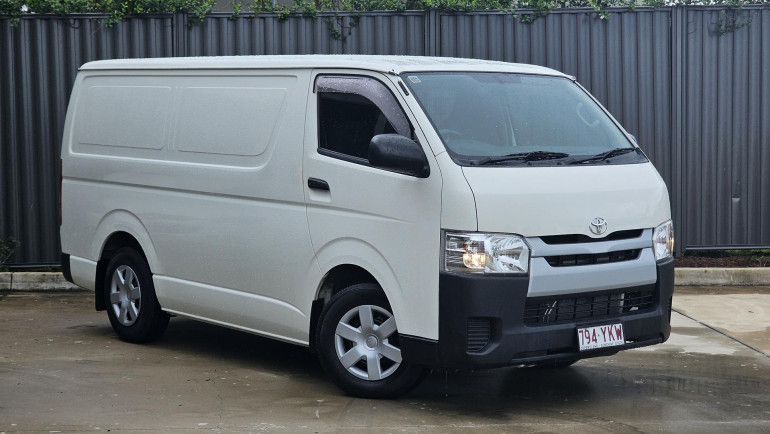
[316,283,426,398]
[104,247,169,343]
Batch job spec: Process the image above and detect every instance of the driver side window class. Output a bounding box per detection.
[316,75,411,164]
[318,93,397,161]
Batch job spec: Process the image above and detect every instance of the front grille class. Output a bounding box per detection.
[524,289,655,325]
[545,249,641,267]
[467,318,491,352]
[540,229,644,245]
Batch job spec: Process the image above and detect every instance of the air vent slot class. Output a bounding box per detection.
[467,318,491,353]
[524,289,656,325]
[540,229,644,245]
[545,249,641,267]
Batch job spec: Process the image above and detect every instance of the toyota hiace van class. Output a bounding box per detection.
[61,55,675,398]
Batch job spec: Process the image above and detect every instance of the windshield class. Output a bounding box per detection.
[402,72,647,166]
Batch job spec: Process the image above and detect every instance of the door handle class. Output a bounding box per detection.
[308,178,330,191]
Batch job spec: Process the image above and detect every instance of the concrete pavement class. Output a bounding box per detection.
[0,288,768,432]
[674,286,770,356]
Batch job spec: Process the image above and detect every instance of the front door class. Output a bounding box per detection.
[303,72,443,340]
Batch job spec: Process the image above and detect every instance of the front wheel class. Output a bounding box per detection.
[316,284,426,398]
[104,247,169,343]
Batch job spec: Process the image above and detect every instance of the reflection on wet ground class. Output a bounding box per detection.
[0,292,768,432]
[673,290,770,356]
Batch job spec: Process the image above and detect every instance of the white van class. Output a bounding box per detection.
[60,55,675,398]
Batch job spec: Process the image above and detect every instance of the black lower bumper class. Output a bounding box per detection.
[400,259,675,368]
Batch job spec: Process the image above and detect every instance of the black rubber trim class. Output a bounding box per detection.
[398,80,410,96]
[60,253,73,283]
[308,298,326,353]
[400,259,675,368]
[506,336,663,365]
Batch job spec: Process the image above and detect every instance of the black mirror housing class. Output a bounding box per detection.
[368,134,430,178]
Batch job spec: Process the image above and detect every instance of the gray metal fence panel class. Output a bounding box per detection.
[183,12,427,56]
[0,16,174,265]
[681,7,770,249]
[0,7,768,265]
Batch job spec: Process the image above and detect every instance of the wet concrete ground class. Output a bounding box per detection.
[1,289,768,433]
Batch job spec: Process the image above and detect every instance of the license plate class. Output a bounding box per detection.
[577,323,625,351]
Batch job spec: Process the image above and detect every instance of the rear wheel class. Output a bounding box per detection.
[104,248,169,343]
[316,283,426,398]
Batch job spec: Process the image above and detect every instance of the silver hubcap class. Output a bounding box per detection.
[109,265,141,326]
[334,305,402,381]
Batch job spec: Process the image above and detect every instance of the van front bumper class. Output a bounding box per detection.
[400,259,674,368]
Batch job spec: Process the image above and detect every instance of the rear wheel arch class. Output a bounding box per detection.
[95,232,148,311]
[91,210,160,269]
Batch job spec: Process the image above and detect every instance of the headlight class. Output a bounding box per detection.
[444,232,530,274]
[653,220,675,261]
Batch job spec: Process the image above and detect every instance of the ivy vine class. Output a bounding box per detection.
[715,4,757,35]
[0,237,19,270]
[1,0,767,36]
[0,0,217,26]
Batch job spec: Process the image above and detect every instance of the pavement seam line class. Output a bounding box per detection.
[673,308,768,357]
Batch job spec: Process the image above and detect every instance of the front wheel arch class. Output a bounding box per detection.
[309,264,378,352]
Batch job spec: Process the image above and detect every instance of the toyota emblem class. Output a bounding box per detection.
[590,217,607,235]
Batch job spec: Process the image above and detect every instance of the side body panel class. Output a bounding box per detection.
[61,69,320,344]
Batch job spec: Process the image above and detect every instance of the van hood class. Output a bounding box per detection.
[461,162,670,237]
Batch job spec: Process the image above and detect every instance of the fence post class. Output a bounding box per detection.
[671,6,687,255]
[425,10,439,56]
[172,12,189,57]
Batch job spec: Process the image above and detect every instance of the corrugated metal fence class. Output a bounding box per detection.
[1,6,768,265]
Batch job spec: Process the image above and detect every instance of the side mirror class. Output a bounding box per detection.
[368,134,430,178]
[629,134,638,144]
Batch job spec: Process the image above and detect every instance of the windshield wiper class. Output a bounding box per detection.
[473,151,570,166]
[567,147,637,165]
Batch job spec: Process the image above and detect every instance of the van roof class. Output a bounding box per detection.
[80,55,567,77]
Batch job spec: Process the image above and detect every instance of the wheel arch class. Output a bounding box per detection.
[308,238,413,347]
[93,211,159,311]
[92,210,160,268]
[95,232,150,310]
[309,263,382,353]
